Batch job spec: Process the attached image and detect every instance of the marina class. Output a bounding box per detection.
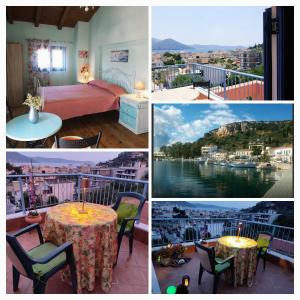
[153,160,292,198]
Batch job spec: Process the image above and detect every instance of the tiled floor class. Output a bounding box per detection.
[154,252,294,294]
[6,232,148,294]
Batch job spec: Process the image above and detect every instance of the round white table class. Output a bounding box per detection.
[152,86,200,101]
[6,112,62,143]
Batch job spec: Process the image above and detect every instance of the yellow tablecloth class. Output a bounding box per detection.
[43,202,117,293]
[215,236,257,287]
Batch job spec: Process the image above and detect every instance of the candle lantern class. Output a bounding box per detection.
[237,222,243,237]
[175,275,190,294]
[235,222,243,243]
[78,177,90,214]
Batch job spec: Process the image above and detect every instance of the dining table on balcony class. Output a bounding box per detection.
[215,236,257,287]
[43,202,118,293]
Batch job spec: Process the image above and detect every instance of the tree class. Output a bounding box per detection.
[252,146,262,156]
[171,75,192,88]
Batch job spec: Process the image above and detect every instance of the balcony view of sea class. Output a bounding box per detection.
[153,160,292,198]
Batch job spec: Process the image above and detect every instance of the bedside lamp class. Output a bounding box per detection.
[134,81,145,98]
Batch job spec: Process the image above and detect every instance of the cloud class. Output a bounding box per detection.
[154,104,250,149]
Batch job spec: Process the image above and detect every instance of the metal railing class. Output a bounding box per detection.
[6,173,148,215]
[152,218,294,257]
[152,63,264,100]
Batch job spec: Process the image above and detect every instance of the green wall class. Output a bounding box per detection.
[89,6,149,90]
[6,21,77,90]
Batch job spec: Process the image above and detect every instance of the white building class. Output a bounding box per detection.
[235,149,252,158]
[201,145,218,157]
[268,146,293,163]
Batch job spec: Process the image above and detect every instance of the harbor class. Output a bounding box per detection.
[153,160,293,198]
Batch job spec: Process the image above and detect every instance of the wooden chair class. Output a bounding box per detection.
[256,232,273,271]
[6,223,77,294]
[52,131,102,148]
[112,192,147,262]
[195,242,234,293]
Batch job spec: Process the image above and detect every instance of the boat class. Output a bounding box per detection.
[230,161,257,168]
[205,158,214,165]
[197,157,207,164]
[220,161,230,167]
[257,163,277,170]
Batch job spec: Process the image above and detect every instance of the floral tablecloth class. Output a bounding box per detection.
[43,202,117,293]
[215,236,257,287]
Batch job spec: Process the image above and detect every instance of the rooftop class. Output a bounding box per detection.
[152,63,264,101]
[154,251,293,294]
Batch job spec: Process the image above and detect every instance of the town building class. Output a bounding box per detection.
[267,145,293,163]
[201,145,218,157]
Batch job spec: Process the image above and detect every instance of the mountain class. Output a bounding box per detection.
[152,37,246,52]
[152,38,194,51]
[191,44,246,52]
[97,152,148,167]
[6,152,92,165]
[201,120,293,151]
[157,201,234,210]
[160,120,293,158]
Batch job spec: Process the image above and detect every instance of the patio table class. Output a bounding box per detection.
[43,202,118,293]
[215,236,257,287]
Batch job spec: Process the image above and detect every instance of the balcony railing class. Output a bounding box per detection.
[152,63,264,100]
[6,173,148,215]
[152,218,294,257]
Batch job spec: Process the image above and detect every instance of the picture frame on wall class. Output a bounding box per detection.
[78,50,88,58]
[111,50,129,62]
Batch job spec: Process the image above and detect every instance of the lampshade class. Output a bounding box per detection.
[134,81,145,90]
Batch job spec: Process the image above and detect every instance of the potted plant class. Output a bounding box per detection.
[23,93,42,123]
[25,170,42,225]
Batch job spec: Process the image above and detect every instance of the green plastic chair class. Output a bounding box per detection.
[112,192,147,262]
[195,242,234,293]
[256,232,273,271]
[6,223,77,294]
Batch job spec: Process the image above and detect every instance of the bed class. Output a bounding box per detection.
[39,68,135,120]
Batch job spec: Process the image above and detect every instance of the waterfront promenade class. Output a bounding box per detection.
[264,168,293,198]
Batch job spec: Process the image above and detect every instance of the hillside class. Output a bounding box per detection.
[97,152,148,167]
[152,38,193,51]
[241,201,294,227]
[160,120,293,158]
[6,152,92,165]
[152,37,246,52]
[154,201,234,210]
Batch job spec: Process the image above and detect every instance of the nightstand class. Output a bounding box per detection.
[119,94,148,134]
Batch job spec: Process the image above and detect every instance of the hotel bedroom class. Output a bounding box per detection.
[6,6,149,148]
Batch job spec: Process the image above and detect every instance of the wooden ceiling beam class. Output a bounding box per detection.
[6,7,14,24]
[35,7,42,27]
[58,7,70,30]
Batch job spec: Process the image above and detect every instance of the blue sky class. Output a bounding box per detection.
[154,103,293,149]
[152,6,267,46]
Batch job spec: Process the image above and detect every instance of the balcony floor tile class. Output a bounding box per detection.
[7,232,148,294]
[154,252,293,294]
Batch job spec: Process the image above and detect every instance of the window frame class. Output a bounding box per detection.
[50,46,67,72]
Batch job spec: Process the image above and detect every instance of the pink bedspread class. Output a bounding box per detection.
[41,84,120,120]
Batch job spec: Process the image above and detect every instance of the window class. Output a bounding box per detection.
[51,47,66,71]
[37,46,66,72]
[37,48,50,71]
